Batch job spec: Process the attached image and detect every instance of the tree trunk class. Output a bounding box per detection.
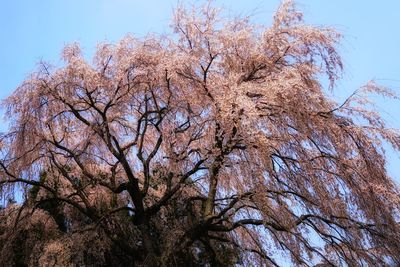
[139,220,159,267]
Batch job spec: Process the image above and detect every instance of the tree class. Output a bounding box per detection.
[1,1,400,266]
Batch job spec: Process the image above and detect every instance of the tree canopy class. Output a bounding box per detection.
[1,1,399,266]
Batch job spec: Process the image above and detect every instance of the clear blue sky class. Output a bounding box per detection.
[1,0,399,179]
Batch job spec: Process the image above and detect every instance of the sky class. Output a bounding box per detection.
[0,0,399,179]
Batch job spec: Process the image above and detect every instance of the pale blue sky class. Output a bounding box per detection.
[1,0,399,178]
